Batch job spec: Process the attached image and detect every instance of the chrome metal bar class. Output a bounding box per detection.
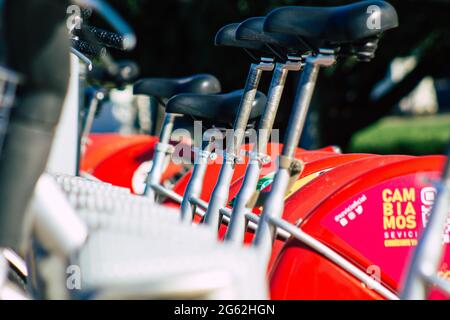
[267,216,399,300]
[151,183,182,202]
[402,173,450,299]
[219,207,291,240]
[1,248,28,279]
[70,48,93,70]
[423,273,450,295]
[0,249,29,300]
[80,89,105,155]
[180,139,215,223]
[203,156,235,228]
[257,58,303,156]
[224,158,261,242]
[190,196,209,211]
[151,184,206,218]
[253,52,336,259]
[203,59,274,230]
[145,114,177,199]
[0,254,6,290]
[225,60,302,244]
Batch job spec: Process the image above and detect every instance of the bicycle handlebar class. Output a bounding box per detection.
[72,0,136,51]
[77,25,128,51]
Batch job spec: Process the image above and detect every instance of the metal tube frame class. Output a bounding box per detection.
[252,50,336,259]
[0,253,30,300]
[144,113,178,199]
[136,50,400,301]
[80,89,106,155]
[202,58,275,230]
[224,57,303,244]
[180,131,218,223]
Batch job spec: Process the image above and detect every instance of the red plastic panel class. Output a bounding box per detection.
[272,156,449,299]
[282,155,412,224]
[270,239,384,300]
[81,133,182,191]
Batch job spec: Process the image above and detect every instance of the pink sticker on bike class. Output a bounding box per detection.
[321,172,450,286]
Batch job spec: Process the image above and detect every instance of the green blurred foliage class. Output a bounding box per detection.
[350,115,450,155]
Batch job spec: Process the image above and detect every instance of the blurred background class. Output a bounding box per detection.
[93,0,450,155]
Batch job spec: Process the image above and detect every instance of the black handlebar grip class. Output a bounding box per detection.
[82,25,127,51]
[71,39,106,58]
[80,7,93,20]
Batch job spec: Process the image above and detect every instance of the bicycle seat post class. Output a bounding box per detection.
[253,50,336,261]
[225,56,303,244]
[135,74,221,200]
[80,89,106,155]
[203,57,274,230]
[144,112,177,199]
[180,129,220,223]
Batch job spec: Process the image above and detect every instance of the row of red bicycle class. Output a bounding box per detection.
[77,1,449,300]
